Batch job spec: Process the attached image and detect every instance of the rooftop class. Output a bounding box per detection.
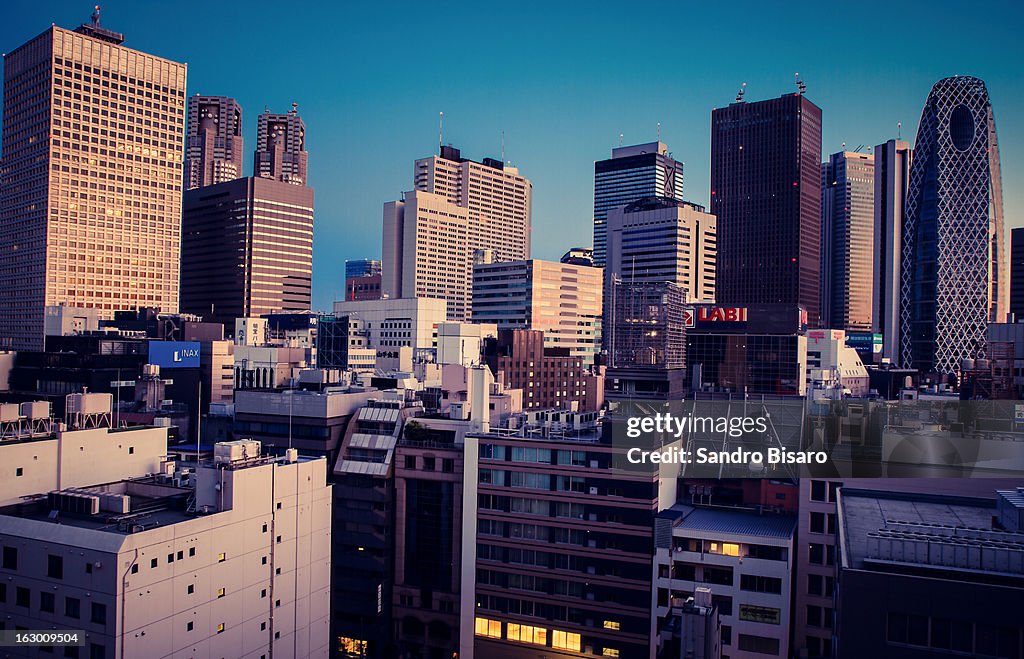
[665,504,797,540]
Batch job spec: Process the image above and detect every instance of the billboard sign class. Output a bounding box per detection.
[148,341,201,369]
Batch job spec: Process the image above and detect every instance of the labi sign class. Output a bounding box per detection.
[683,306,748,328]
[148,341,201,369]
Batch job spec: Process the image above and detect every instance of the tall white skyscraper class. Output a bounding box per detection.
[821,151,875,331]
[593,141,683,266]
[873,139,911,362]
[383,145,532,320]
[0,10,187,350]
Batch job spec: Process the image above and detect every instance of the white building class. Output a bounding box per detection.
[805,329,870,398]
[436,322,497,366]
[383,146,532,321]
[332,297,447,354]
[234,345,313,389]
[606,197,717,303]
[472,258,603,364]
[653,505,796,659]
[0,440,331,659]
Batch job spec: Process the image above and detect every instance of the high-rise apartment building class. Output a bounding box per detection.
[472,258,603,364]
[711,93,823,325]
[873,139,912,363]
[821,151,875,331]
[900,76,1006,374]
[604,197,717,303]
[383,146,532,320]
[593,141,683,266]
[185,95,243,189]
[1010,228,1024,320]
[0,12,187,350]
[255,105,308,185]
[181,177,314,326]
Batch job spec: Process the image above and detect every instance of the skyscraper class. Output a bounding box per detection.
[344,259,382,301]
[593,141,683,266]
[185,95,244,189]
[0,10,187,350]
[873,139,912,363]
[1012,228,1024,320]
[181,177,314,326]
[711,92,823,324]
[604,196,717,303]
[255,104,308,185]
[383,146,531,320]
[821,151,874,331]
[900,76,1006,374]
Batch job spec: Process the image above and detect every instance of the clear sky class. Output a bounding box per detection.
[3,0,1023,311]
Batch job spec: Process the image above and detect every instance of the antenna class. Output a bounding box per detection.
[92,5,101,27]
[619,133,623,147]
[291,102,298,114]
[501,130,505,162]
[897,121,902,139]
[438,112,444,153]
[795,72,807,95]
[735,82,746,103]
[657,122,661,141]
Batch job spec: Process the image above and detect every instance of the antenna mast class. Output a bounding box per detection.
[735,82,746,103]
[795,72,807,95]
[438,111,444,153]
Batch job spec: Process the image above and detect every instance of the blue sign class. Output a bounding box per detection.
[148,341,201,369]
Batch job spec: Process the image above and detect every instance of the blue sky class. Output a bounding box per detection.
[4,0,1024,310]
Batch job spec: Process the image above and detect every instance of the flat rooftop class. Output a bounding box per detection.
[839,487,1024,578]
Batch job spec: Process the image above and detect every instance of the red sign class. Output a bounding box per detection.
[697,307,747,323]
[683,309,696,328]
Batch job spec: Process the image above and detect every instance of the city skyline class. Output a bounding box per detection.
[2,1,1023,314]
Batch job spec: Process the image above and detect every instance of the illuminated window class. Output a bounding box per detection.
[216,623,225,634]
[507,623,547,645]
[603,650,621,657]
[710,542,741,557]
[603,620,621,630]
[474,617,501,639]
[337,637,368,656]
[552,630,582,651]
[217,587,225,598]
[217,552,226,563]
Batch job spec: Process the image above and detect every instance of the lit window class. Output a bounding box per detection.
[710,542,741,557]
[603,650,621,657]
[552,630,582,651]
[217,553,226,563]
[474,617,501,639]
[216,623,225,634]
[217,587,225,598]
[603,620,621,630]
[507,623,547,645]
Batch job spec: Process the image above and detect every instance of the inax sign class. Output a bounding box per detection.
[683,307,748,328]
[148,341,201,369]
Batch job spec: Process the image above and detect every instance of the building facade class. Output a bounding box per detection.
[185,95,244,189]
[873,139,912,363]
[331,297,447,353]
[181,177,314,327]
[383,147,532,321]
[900,76,1007,374]
[711,93,823,325]
[821,151,874,331]
[605,197,717,304]
[255,105,308,185]
[472,258,603,364]
[1011,228,1024,320]
[593,141,684,266]
[0,16,187,350]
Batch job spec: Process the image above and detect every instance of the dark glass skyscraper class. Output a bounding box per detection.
[900,76,1006,374]
[711,93,823,325]
[1012,228,1024,320]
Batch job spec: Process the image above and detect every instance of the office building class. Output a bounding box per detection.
[185,95,243,189]
[900,76,1006,374]
[0,439,332,659]
[255,104,308,185]
[822,151,874,331]
[711,92,823,325]
[181,177,314,326]
[653,505,796,659]
[346,259,382,279]
[605,197,717,303]
[605,280,686,400]
[383,146,532,320]
[482,329,604,411]
[685,304,809,397]
[437,322,497,367]
[806,329,870,398]
[593,141,684,266]
[472,258,603,364]
[834,486,1024,659]
[1011,228,1024,320]
[464,422,668,659]
[345,259,383,302]
[332,297,447,354]
[0,11,187,350]
[873,139,912,362]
